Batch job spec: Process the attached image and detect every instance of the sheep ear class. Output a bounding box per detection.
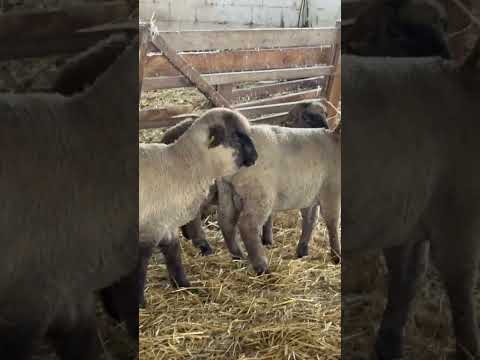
[208,125,225,148]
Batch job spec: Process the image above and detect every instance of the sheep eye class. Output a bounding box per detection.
[208,125,225,148]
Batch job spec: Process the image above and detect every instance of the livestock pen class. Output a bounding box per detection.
[139,21,341,360]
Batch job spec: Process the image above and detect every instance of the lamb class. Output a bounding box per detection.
[138,108,258,304]
[217,120,341,274]
[160,101,330,259]
[0,34,138,360]
[342,38,480,360]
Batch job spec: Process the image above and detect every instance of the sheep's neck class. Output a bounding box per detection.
[168,138,216,192]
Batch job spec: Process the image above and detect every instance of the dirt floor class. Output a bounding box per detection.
[139,89,341,360]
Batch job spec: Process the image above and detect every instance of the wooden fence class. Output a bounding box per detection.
[140,22,341,130]
[0,1,134,61]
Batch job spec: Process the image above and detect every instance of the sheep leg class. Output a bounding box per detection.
[430,229,479,360]
[217,181,244,259]
[375,238,428,360]
[261,214,273,246]
[100,268,139,339]
[182,216,213,256]
[237,202,270,275]
[138,242,153,308]
[159,237,191,288]
[296,205,319,258]
[49,294,101,360]
[318,187,341,264]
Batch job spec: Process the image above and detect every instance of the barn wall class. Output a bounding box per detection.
[140,0,340,30]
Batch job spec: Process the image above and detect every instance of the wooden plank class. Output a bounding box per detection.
[0,2,129,41]
[139,105,194,125]
[139,111,289,130]
[0,30,128,61]
[236,99,321,119]
[250,112,289,125]
[139,25,149,96]
[326,58,341,122]
[231,77,324,100]
[153,33,231,108]
[234,88,323,108]
[325,23,342,101]
[140,113,199,130]
[150,27,337,52]
[142,66,334,90]
[77,21,138,34]
[144,46,333,77]
[217,84,234,101]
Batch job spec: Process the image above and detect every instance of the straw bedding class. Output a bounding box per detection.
[139,211,340,360]
[343,252,480,360]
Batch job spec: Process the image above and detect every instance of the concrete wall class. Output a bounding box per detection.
[140,0,340,30]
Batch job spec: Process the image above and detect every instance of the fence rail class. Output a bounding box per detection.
[141,22,341,129]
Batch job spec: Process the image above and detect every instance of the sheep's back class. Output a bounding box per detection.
[229,126,336,211]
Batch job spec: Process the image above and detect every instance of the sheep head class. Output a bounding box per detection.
[182,108,258,178]
[287,101,328,129]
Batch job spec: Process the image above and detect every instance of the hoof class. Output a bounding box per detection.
[261,237,273,246]
[256,268,271,276]
[375,330,403,360]
[231,252,244,261]
[171,278,191,288]
[330,252,341,265]
[296,245,309,258]
[253,258,269,275]
[199,243,214,256]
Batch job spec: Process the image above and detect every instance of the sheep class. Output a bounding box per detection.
[160,101,330,259]
[138,108,258,305]
[217,119,341,274]
[0,34,138,359]
[343,0,451,59]
[342,37,480,360]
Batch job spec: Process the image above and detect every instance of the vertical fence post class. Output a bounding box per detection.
[325,20,341,126]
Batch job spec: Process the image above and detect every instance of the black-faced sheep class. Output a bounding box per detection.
[218,120,341,274]
[0,34,138,359]
[160,101,331,261]
[342,38,480,360]
[138,108,258,305]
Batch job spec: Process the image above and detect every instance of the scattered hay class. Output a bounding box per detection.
[342,255,480,360]
[139,211,340,360]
